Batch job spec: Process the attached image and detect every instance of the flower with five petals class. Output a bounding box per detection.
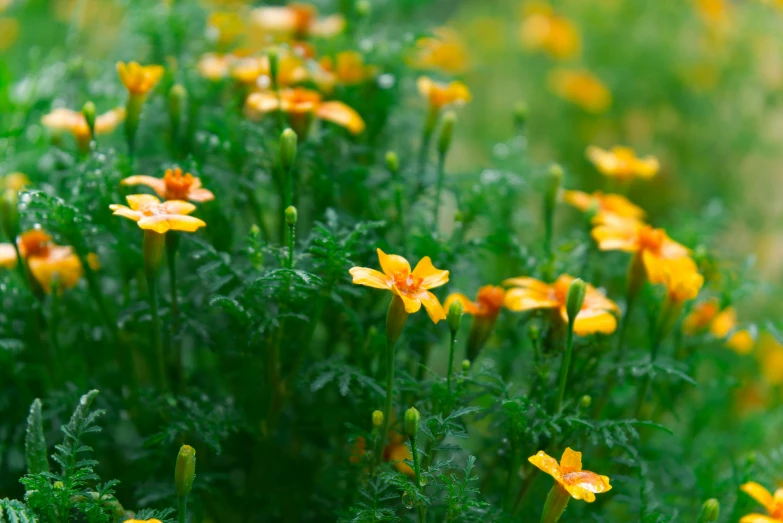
[529,448,612,502]
[121,168,214,203]
[110,195,206,234]
[587,145,659,181]
[740,481,783,522]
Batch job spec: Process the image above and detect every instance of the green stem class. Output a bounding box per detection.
[48,282,61,386]
[432,152,446,231]
[446,329,457,395]
[287,222,295,270]
[409,435,426,523]
[375,339,396,469]
[148,273,168,391]
[555,323,575,412]
[178,494,188,523]
[167,233,182,390]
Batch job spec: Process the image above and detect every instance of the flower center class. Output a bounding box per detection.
[477,286,505,316]
[393,272,422,295]
[164,168,194,200]
[638,226,665,253]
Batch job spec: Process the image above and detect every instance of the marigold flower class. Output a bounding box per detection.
[122,168,214,203]
[758,333,783,385]
[124,520,163,523]
[350,433,414,476]
[561,190,645,221]
[245,88,365,134]
[519,1,581,60]
[682,299,720,334]
[528,448,612,502]
[587,146,660,180]
[410,27,469,74]
[197,52,234,80]
[661,258,704,304]
[504,274,618,335]
[1,172,30,192]
[417,76,471,110]
[349,248,449,323]
[42,107,125,147]
[548,69,611,113]
[740,481,783,522]
[445,285,505,319]
[249,3,344,40]
[318,51,377,86]
[0,229,99,294]
[110,194,206,234]
[116,61,165,96]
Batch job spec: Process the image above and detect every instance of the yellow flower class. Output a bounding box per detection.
[409,27,469,74]
[528,448,612,502]
[42,107,126,147]
[0,17,19,51]
[116,61,165,96]
[318,51,377,86]
[682,301,755,354]
[417,76,471,110]
[207,11,245,48]
[561,190,645,221]
[758,333,783,385]
[122,168,215,203]
[740,481,783,522]
[504,274,618,335]
[519,1,581,60]
[727,329,754,355]
[591,213,693,286]
[245,88,365,135]
[548,69,611,113]
[1,172,30,192]
[586,146,660,181]
[445,285,506,320]
[0,229,99,294]
[660,258,704,304]
[110,194,206,233]
[350,433,414,477]
[682,299,720,334]
[249,3,344,40]
[349,248,449,323]
[197,52,234,81]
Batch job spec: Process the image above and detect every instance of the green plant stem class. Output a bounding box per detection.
[287,222,295,270]
[446,329,457,395]
[432,151,446,230]
[48,283,61,386]
[409,435,426,523]
[512,467,539,516]
[167,233,182,390]
[178,494,188,523]
[593,292,637,418]
[147,273,168,392]
[375,339,396,469]
[555,323,575,412]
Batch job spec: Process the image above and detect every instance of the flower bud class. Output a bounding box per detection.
[1,189,20,240]
[696,498,719,523]
[545,164,563,210]
[175,444,196,498]
[404,407,420,438]
[513,101,528,129]
[385,151,399,174]
[280,128,298,171]
[168,84,187,131]
[268,49,279,90]
[82,101,96,138]
[386,294,409,347]
[527,324,541,342]
[580,395,592,408]
[461,359,470,372]
[285,205,298,226]
[565,278,586,325]
[437,111,456,157]
[372,410,384,428]
[447,300,463,334]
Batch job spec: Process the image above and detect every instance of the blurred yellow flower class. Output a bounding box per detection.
[561,190,645,220]
[504,274,618,335]
[245,88,365,135]
[417,76,471,110]
[682,301,755,354]
[661,258,704,304]
[758,333,783,385]
[740,481,783,522]
[410,27,469,74]
[528,448,612,502]
[116,61,165,96]
[349,248,449,323]
[1,172,30,192]
[548,69,611,113]
[318,51,377,86]
[122,168,215,203]
[587,146,660,181]
[42,107,126,149]
[383,432,414,477]
[682,299,720,334]
[110,195,206,234]
[249,3,344,40]
[0,17,19,51]
[227,52,309,87]
[519,1,581,60]
[207,11,245,48]
[695,0,731,27]
[445,285,506,319]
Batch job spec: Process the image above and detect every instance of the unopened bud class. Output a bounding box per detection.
[453,210,464,222]
[528,324,541,342]
[565,278,587,325]
[1,189,20,240]
[461,359,470,372]
[268,49,279,89]
[437,111,456,157]
[168,84,187,129]
[545,164,563,208]
[281,128,298,170]
[82,101,96,138]
[175,444,196,498]
[447,300,463,333]
[385,151,399,174]
[404,407,420,438]
[696,498,720,523]
[580,395,592,408]
[285,206,298,226]
[356,0,371,17]
[513,102,528,129]
[372,410,384,428]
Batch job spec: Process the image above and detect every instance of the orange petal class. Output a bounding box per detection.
[591,225,638,252]
[316,101,365,134]
[583,283,620,313]
[385,441,414,477]
[444,293,480,316]
[562,471,612,502]
[528,451,561,481]
[109,204,142,222]
[739,514,780,523]
[377,248,410,277]
[0,243,18,268]
[561,189,593,212]
[502,276,552,293]
[416,289,446,323]
[741,482,774,512]
[161,200,197,216]
[122,175,167,197]
[560,448,582,474]
[245,92,280,117]
[188,187,215,202]
[412,256,449,289]
[566,308,618,336]
[504,287,559,312]
[348,267,391,289]
[126,194,161,210]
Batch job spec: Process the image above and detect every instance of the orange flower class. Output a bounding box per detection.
[682,299,720,334]
[740,481,783,522]
[42,107,125,148]
[528,448,612,502]
[410,27,469,74]
[0,229,99,294]
[116,61,165,96]
[660,258,704,304]
[444,285,505,319]
[122,168,214,203]
[503,274,618,335]
[591,213,692,285]
[561,190,645,221]
[1,172,30,192]
[519,2,581,60]
[249,3,344,40]
[682,301,755,354]
[245,88,365,135]
[197,52,235,80]
[587,146,660,180]
[110,195,206,234]
[318,51,377,86]
[548,69,610,113]
[349,248,449,323]
[417,76,471,110]
[227,52,309,87]
[349,433,414,477]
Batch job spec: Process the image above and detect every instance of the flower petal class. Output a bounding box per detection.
[161,200,197,216]
[412,256,449,289]
[0,243,18,268]
[560,448,582,474]
[444,293,480,316]
[137,215,172,234]
[740,482,774,512]
[528,451,561,481]
[502,276,552,293]
[563,308,618,336]
[109,204,142,222]
[317,101,365,134]
[349,267,391,289]
[245,92,280,118]
[377,248,410,277]
[562,471,612,502]
[188,187,215,202]
[126,194,161,210]
[504,287,559,312]
[739,514,779,523]
[122,175,167,197]
[416,290,446,323]
[393,290,421,314]
[167,215,207,232]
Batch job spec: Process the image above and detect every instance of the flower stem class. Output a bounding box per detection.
[409,434,426,523]
[177,493,188,523]
[446,328,457,395]
[144,230,168,391]
[432,150,446,231]
[555,323,575,412]
[166,232,182,391]
[287,222,295,270]
[375,338,396,469]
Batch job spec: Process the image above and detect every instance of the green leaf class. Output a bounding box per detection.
[24,399,48,477]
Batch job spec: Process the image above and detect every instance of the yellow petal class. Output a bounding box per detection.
[710,307,737,338]
[126,194,160,210]
[740,482,774,512]
[739,514,780,523]
[109,204,141,222]
[562,471,612,502]
[348,267,391,289]
[166,215,207,232]
[416,290,446,323]
[0,243,17,268]
[377,248,410,277]
[316,101,365,134]
[444,293,480,316]
[188,188,215,202]
[727,330,755,354]
[567,308,618,336]
[591,224,638,252]
[504,287,559,312]
[528,451,561,481]
[122,175,167,197]
[161,200,197,216]
[245,92,280,118]
[560,448,582,474]
[394,290,421,314]
[137,215,172,233]
[561,189,593,212]
[28,248,84,293]
[412,256,449,289]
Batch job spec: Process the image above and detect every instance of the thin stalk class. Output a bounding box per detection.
[287,222,295,270]
[48,283,61,386]
[147,274,168,392]
[555,324,575,413]
[167,233,182,390]
[178,494,188,523]
[432,151,446,230]
[409,435,426,523]
[414,107,438,197]
[375,339,396,469]
[446,328,457,394]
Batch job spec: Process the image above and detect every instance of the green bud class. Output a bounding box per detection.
[447,300,463,333]
[527,324,541,342]
[580,395,592,408]
[385,151,399,174]
[404,407,420,438]
[168,84,187,130]
[696,498,720,523]
[565,278,587,325]
[386,294,409,347]
[453,210,464,223]
[268,49,279,89]
[1,189,20,240]
[746,451,757,465]
[54,481,64,489]
[461,359,471,372]
[372,410,384,428]
[545,164,563,207]
[175,444,197,498]
[280,128,298,171]
[513,101,528,129]
[437,111,456,157]
[285,205,298,226]
[82,101,96,138]
[356,0,371,17]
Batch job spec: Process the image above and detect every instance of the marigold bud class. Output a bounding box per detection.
[565,278,587,325]
[437,111,456,157]
[1,189,19,240]
[696,498,719,523]
[545,163,563,209]
[447,300,463,333]
[372,410,384,428]
[385,151,399,174]
[513,102,528,129]
[82,101,96,138]
[175,444,196,498]
[268,49,279,89]
[528,324,541,342]
[461,359,470,372]
[285,206,298,226]
[386,294,409,346]
[580,395,592,408]
[404,407,420,438]
[356,0,371,16]
[281,128,298,171]
[168,84,187,130]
